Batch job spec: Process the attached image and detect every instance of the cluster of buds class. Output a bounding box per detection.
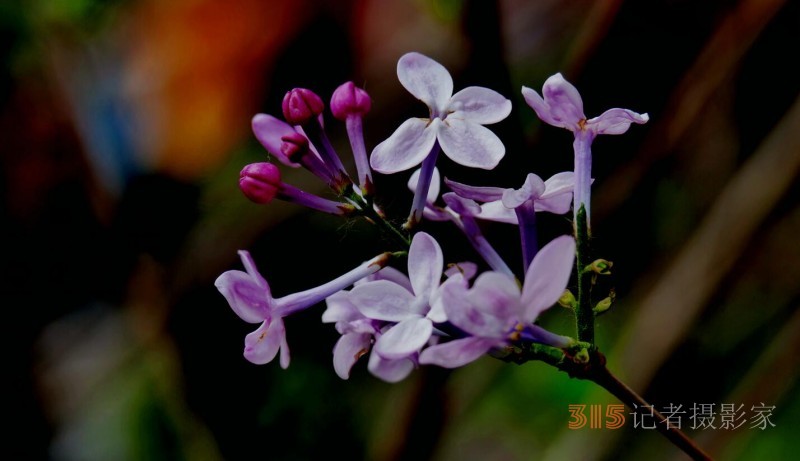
[217,52,648,382]
[239,81,378,218]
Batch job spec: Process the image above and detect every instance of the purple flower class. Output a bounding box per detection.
[347,232,447,360]
[215,250,389,368]
[446,172,575,270]
[419,235,576,368]
[445,172,575,224]
[323,269,417,383]
[372,52,511,227]
[522,73,648,225]
[370,52,512,173]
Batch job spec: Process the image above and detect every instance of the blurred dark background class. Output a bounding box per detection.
[3,0,799,459]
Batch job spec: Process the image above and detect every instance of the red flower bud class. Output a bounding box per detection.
[330,81,371,120]
[239,162,281,204]
[282,88,324,125]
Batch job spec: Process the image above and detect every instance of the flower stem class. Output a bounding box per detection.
[591,365,713,460]
[575,205,594,343]
[353,193,411,249]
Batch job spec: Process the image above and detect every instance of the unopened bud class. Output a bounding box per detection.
[282,88,324,125]
[594,297,613,314]
[558,289,577,309]
[574,348,590,364]
[279,132,310,161]
[588,259,613,275]
[239,162,281,204]
[330,81,371,120]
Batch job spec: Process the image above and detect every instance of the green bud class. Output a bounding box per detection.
[594,297,613,314]
[558,289,577,309]
[574,348,590,364]
[588,259,613,275]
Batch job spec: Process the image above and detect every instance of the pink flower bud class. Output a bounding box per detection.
[330,81,371,120]
[279,132,310,161]
[282,88,324,125]
[239,162,281,204]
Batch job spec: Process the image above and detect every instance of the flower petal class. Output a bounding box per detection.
[370,118,438,173]
[442,192,482,217]
[535,172,576,214]
[521,235,576,321]
[349,280,417,321]
[374,317,433,359]
[215,270,272,323]
[437,119,505,169]
[444,261,478,280]
[408,166,441,205]
[332,332,372,379]
[419,336,496,368]
[586,108,649,135]
[447,86,511,124]
[243,318,284,365]
[477,200,518,224]
[397,52,453,115]
[408,232,444,301]
[362,266,413,292]
[368,350,415,383]
[535,191,573,215]
[322,291,361,324]
[522,86,561,128]
[441,272,520,337]
[251,114,302,167]
[501,173,546,209]
[541,73,585,129]
[444,177,505,202]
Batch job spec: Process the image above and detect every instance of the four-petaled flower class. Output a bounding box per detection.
[348,232,447,360]
[215,250,388,368]
[419,235,576,368]
[370,52,512,173]
[522,73,648,224]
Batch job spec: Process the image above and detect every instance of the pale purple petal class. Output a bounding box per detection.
[362,266,413,292]
[237,250,268,289]
[437,118,505,169]
[444,177,505,202]
[322,291,361,324]
[444,262,478,280]
[408,232,444,301]
[534,191,573,214]
[408,166,441,205]
[333,332,372,379]
[397,52,453,115]
[541,172,575,198]
[374,317,433,359]
[349,280,417,321]
[368,350,415,383]
[279,331,291,369]
[441,272,520,338]
[442,192,482,217]
[419,337,496,368]
[501,174,546,208]
[370,118,438,173]
[243,318,284,365]
[522,86,562,128]
[477,201,518,224]
[541,73,585,128]
[251,114,301,167]
[586,108,649,135]
[521,235,576,321]
[215,270,272,324]
[447,86,512,124]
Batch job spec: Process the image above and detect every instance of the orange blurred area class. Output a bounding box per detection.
[124,0,309,178]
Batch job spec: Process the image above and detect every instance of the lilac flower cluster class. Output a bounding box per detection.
[216,52,648,381]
